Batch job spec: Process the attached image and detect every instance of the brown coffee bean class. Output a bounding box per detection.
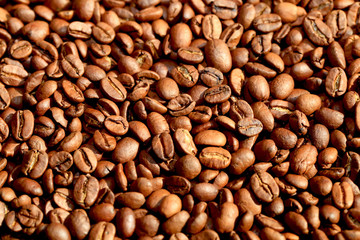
[59,131,82,152]
[189,106,212,124]
[199,67,224,87]
[170,64,199,88]
[192,183,219,202]
[270,128,298,149]
[68,21,92,39]
[237,117,263,137]
[290,144,318,175]
[344,208,360,230]
[332,181,354,209]
[303,15,333,46]
[167,94,196,116]
[325,67,347,97]
[93,130,116,152]
[195,130,226,147]
[49,151,73,172]
[170,23,192,50]
[13,177,43,196]
[230,148,255,175]
[88,222,116,240]
[112,137,139,163]
[202,14,222,40]
[175,155,202,180]
[21,150,48,179]
[178,46,204,65]
[104,115,128,136]
[73,147,97,173]
[66,209,91,240]
[45,223,71,240]
[11,110,34,142]
[199,147,231,170]
[251,101,274,132]
[253,14,282,33]
[73,174,99,208]
[92,22,115,44]
[152,132,174,161]
[295,93,322,115]
[315,107,344,129]
[100,77,127,102]
[203,85,231,104]
[116,207,136,238]
[328,41,346,69]
[147,112,169,135]
[205,39,232,73]
[250,171,279,203]
[156,78,179,100]
[284,211,309,235]
[310,176,333,196]
[10,41,32,60]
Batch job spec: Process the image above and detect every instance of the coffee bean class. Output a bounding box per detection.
[11,110,34,142]
[303,15,333,46]
[68,21,92,39]
[13,177,43,196]
[100,76,127,102]
[237,117,263,137]
[332,181,354,209]
[10,40,32,59]
[199,147,231,169]
[205,39,232,73]
[73,174,99,208]
[73,147,98,173]
[325,67,347,97]
[21,150,48,179]
[250,171,279,203]
[253,14,282,33]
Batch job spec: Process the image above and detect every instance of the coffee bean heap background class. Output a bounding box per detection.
[0,0,359,239]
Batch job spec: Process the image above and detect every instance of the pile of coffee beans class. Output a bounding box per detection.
[0,0,360,239]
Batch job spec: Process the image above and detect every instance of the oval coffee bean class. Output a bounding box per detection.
[237,117,263,137]
[199,147,231,170]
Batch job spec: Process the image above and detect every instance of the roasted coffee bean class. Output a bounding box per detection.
[167,94,196,116]
[11,110,34,142]
[332,181,354,209]
[199,147,231,169]
[62,79,85,103]
[170,64,199,88]
[205,39,232,73]
[61,54,84,78]
[325,67,347,97]
[73,174,99,209]
[253,14,282,33]
[100,77,127,102]
[10,40,32,60]
[202,14,222,40]
[237,117,263,137]
[250,171,279,203]
[13,177,43,196]
[203,85,231,104]
[73,147,97,174]
[178,46,204,64]
[21,150,48,179]
[303,15,333,46]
